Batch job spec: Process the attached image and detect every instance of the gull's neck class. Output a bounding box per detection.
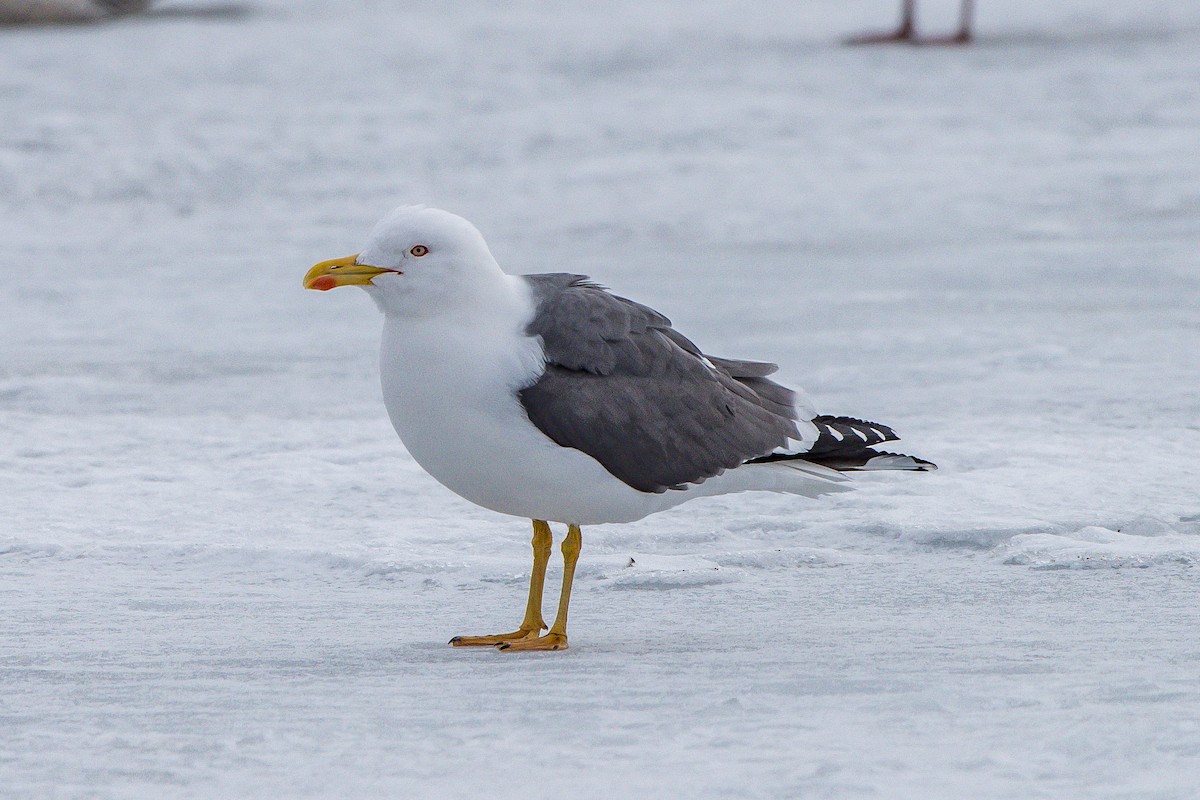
[379,271,541,392]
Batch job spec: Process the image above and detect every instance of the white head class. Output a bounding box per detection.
[304,206,507,317]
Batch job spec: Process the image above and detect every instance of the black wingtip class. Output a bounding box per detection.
[860,451,938,471]
[750,415,936,473]
[809,416,899,452]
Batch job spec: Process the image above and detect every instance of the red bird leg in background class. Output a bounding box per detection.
[845,0,974,45]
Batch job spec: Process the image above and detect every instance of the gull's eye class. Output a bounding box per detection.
[409,245,429,257]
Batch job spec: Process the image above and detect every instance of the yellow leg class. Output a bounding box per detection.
[499,524,581,652]
[449,520,552,647]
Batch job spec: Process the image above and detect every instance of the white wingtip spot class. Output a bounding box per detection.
[826,425,844,441]
[851,427,869,442]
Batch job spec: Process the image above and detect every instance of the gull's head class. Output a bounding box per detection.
[304,206,502,317]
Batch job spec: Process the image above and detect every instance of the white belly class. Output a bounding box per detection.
[378,314,674,525]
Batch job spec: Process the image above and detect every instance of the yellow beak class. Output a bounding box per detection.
[303,253,396,291]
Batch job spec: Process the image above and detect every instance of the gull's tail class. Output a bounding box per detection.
[751,415,937,473]
[675,415,934,505]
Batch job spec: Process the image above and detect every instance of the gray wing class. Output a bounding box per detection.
[518,274,804,493]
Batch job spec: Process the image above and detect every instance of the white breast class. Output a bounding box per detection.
[376,276,670,525]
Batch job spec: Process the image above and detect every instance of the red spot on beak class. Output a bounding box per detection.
[311,275,338,291]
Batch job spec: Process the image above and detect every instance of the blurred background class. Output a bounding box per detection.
[3,0,1198,415]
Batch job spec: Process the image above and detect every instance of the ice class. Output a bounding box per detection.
[1001,524,1200,570]
[596,553,738,590]
[3,0,1200,797]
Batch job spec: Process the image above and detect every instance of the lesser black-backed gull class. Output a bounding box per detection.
[304,206,934,652]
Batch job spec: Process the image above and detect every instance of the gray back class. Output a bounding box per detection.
[518,274,802,493]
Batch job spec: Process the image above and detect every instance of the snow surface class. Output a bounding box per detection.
[2,0,1200,797]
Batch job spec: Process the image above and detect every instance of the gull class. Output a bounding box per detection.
[304,206,935,652]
